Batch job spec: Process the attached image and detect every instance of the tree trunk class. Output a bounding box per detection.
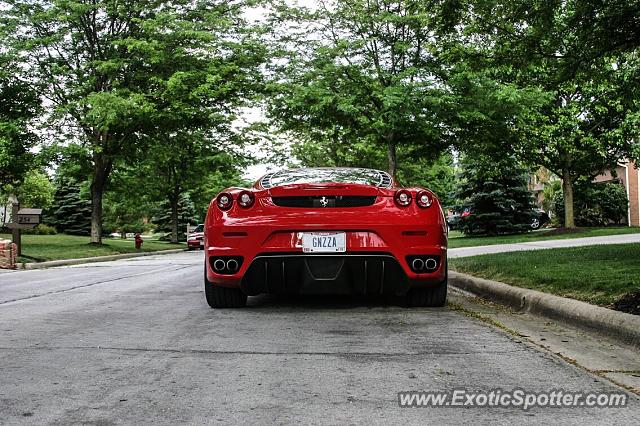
[170,194,179,244]
[562,168,575,228]
[387,139,397,179]
[89,152,112,245]
[90,183,104,244]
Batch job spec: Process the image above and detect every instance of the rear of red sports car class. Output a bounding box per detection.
[203,168,448,308]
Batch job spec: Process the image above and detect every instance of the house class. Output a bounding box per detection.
[593,159,640,226]
[1,195,17,227]
[528,168,557,209]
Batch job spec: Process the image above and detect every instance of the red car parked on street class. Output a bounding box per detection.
[203,168,448,308]
[187,224,205,250]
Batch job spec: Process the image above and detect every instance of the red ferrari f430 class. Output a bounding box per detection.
[203,168,448,308]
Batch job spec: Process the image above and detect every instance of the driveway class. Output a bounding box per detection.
[0,252,637,424]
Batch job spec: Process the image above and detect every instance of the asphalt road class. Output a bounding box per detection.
[1,252,638,424]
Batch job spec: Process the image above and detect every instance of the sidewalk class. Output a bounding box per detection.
[0,248,186,272]
[449,233,640,258]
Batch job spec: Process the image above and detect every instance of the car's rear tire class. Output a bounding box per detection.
[204,271,247,308]
[406,274,448,307]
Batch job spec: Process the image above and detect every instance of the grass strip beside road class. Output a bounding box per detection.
[448,226,640,249]
[0,233,185,263]
[449,243,640,306]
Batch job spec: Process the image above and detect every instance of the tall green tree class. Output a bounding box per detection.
[461,0,640,227]
[267,0,459,178]
[45,178,92,235]
[2,0,262,243]
[133,10,263,243]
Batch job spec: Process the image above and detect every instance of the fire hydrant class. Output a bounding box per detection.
[134,233,143,249]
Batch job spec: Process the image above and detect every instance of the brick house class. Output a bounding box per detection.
[593,160,640,226]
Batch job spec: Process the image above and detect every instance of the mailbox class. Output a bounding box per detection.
[16,208,42,228]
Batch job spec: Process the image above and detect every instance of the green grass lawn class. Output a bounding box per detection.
[448,226,640,249]
[0,233,185,262]
[449,243,640,306]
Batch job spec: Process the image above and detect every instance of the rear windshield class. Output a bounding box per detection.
[261,168,392,188]
[192,225,204,233]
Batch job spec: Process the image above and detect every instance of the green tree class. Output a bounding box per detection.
[267,0,458,178]
[13,170,55,209]
[151,193,197,241]
[123,0,263,243]
[2,0,262,243]
[455,154,535,236]
[102,168,156,236]
[45,178,92,235]
[0,52,40,192]
[461,0,640,227]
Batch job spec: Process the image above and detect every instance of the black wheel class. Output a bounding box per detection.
[406,270,448,307]
[531,217,541,230]
[188,246,195,251]
[204,269,247,308]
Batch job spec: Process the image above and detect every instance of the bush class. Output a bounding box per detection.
[21,224,57,235]
[554,181,628,226]
[599,183,628,225]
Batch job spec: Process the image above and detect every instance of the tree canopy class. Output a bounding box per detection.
[2,0,264,242]
[267,0,462,178]
[2,0,639,239]
[0,52,40,192]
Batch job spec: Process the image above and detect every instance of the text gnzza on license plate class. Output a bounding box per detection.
[302,232,346,253]
[312,235,337,248]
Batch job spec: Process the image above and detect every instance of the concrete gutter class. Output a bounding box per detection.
[19,248,186,270]
[449,271,640,348]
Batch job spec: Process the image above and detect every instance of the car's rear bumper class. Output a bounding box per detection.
[241,253,424,296]
[205,223,447,293]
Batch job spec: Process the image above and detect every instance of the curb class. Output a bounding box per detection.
[449,271,640,348]
[20,248,187,270]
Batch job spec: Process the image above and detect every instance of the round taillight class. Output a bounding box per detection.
[217,193,233,210]
[394,190,412,207]
[238,191,255,208]
[416,191,433,208]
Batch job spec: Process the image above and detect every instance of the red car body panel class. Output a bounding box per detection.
[204,170,448,297]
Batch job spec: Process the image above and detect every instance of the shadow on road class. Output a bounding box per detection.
[242,293,442,310]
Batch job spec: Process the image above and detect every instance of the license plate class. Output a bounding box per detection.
[302,232,346,253]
